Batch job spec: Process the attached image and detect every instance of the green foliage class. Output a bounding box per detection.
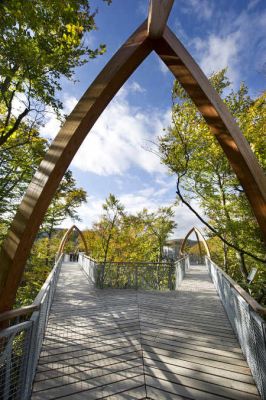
[41,170,87,237]
[159,69,266,304]
[0,0,111,145]
[80,194,177,263]
[15,233,62,307]
[0,127,47,241]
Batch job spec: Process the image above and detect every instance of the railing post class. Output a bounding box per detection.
[135,264,138,290]
[23,313,39,399]
[168,262,174,290]
[175,261,179,290]
[2,334,13,400]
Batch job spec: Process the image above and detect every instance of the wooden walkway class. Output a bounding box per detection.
[31,262,260,400]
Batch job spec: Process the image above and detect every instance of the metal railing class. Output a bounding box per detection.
[78,254,191,291]
[206,257,266,400]
[0,254,63,400]
[78,253,98,285]
[174,255,190,289]
[97,261,176,290]
[1,252,265,399]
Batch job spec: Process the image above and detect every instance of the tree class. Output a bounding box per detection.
[0,126,47,243]
[0,0,111,145]
[82,199,176,264]
[93,194,125,264]
[41,170,87,239]
[40,170,87,264]
[0,128,47,212]
[159,70,266,302]
[143,207,177,262]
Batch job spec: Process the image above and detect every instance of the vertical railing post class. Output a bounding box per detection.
[135,264,138,290]
[175,261,179,290]
[168,262,173,290]
[23,313,39,400]
[3,334,13,400]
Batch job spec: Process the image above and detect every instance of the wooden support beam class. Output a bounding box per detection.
[148,0,174,39]
[154,27,266,240]
[57,225,89,255]
[180,227,210,257]
[0,21,153,313]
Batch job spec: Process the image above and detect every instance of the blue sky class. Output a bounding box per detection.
[41,0,266,237]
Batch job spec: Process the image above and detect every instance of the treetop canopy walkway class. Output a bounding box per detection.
[0,0,266,399]
[0,253,265,399]
[0,0,266,317]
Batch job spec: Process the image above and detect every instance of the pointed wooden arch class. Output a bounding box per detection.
[57,225,88,256]
[0,0,265,312]
[180,227,210,258]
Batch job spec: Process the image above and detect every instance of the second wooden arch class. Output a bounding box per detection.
[58,225,89,256]
[179,227,210,258]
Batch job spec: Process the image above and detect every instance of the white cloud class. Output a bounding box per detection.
[39,94,78,139]
[247,0,261,11]
[193,33,240,83]
[128,81,146,93]
[180,0,214,20]
[71,84,171,176]
[173,201,205,238]
[40,82,171,176]
[191,6,266,86]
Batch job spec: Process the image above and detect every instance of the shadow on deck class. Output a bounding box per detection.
[31,262,261,400]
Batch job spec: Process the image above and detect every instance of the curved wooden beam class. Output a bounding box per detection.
[153,27,266,240]
[0,9,266,313]
[0,21,153,313]
[148,0,174,39]
[58,225,89,255]
[180,227,211,257]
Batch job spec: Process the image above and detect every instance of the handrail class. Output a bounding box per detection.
[83,254,97,263]
[96,260,173,265]
[0,254,64,324]
[206,256,266,317]
[0,304,38,323]
[174,255,189,264]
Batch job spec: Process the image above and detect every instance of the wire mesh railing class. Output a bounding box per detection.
[78,253,98,285]
[0,254,63,400]
[1,252,265,399]
[78,254,191,291]
[98,261,175,290]
[174,256,190,289]
[206,256,266,400]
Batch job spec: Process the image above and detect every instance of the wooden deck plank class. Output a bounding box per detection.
[143,352,255,384]
[144,357,258,394]
[31,263,260,399]
[145,367,260,400]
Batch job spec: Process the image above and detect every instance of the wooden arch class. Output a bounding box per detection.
[0,0,265,312]
[179,227,210,258]
[57,225,89,256]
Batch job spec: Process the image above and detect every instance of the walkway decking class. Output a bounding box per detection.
[31,262,260,400]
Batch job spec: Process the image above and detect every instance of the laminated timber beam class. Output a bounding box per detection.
[148,0,174,38]
[180,227,211,258]
[57,225,89,256]
[0,1,265,313]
